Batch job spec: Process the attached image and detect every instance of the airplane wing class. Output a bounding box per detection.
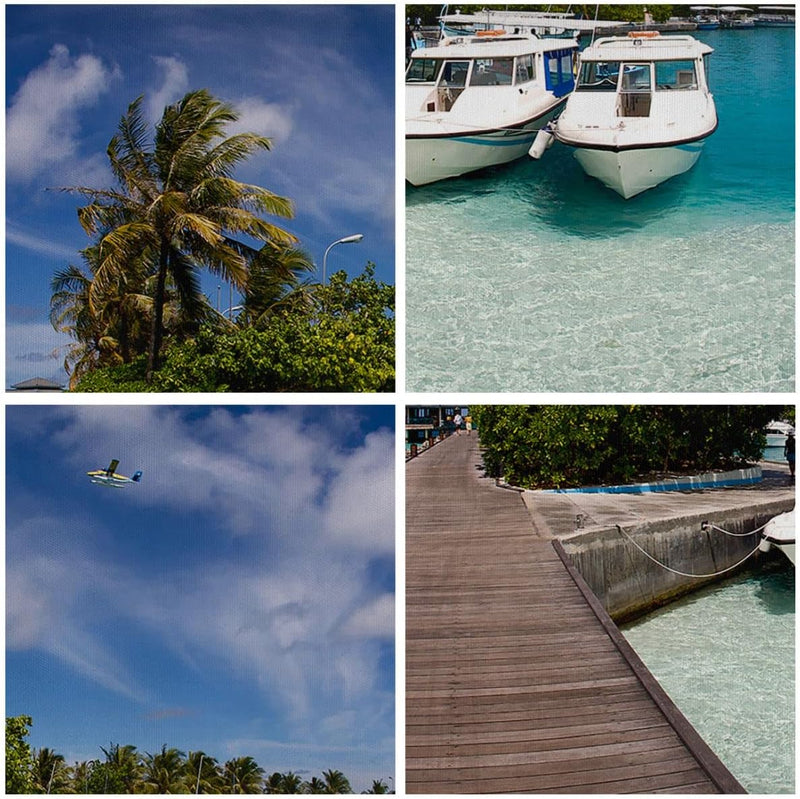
[106,459,120,476]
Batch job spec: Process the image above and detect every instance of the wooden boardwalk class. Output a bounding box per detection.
[406,434,745,794]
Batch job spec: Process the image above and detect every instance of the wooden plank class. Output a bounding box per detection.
[406,434,745,794]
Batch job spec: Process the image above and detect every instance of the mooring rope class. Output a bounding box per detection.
[704,520,771,537]
[615,524,762,579]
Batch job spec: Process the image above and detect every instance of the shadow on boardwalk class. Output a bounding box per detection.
[406,434,745,794]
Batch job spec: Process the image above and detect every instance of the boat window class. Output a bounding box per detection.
[545,48,576,97]
[439,60,470,88]
[576,60,622,91]
[469,57,514,86]
[618,63,652,117]
[655,60,698,90]
[620,63,651,92]
[406,58,443,83]
[514,54,535,85]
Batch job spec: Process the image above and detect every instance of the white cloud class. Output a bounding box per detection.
[145,55,190,122]
[6,44,116,183]
[230,97,294,144]
[6,224,82,261]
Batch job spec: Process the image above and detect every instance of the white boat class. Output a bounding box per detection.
[533,32,717,198]
[755,6,796,27]
[406,33,578,186]
[691,6,721,29]
[765,420,795,447]
[720,6,757,28]
[759,510,796,565]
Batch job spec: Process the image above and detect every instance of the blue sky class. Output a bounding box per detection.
[6,405,395,789]
[5,4,396,388]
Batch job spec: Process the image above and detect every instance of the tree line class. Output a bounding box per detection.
[7,717,392,794]
[50,89,393,392]
[472,406,794,489]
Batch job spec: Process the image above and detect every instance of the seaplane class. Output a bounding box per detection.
[87,459,143,488]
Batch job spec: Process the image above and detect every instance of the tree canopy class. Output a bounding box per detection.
[472,406,787,489]
[73,265,394,392]
[5,719,393,794]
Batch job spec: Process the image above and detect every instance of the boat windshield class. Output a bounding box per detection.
[576,60,622,91]
[515,53,536,84]
[655,60,698,89]
[469,57,514,85]
[406,58,443,83]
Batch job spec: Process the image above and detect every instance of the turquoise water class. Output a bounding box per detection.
[622,564,795,794]
[406,28,795,392]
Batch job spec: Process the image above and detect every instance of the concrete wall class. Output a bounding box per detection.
[560,498,795,622]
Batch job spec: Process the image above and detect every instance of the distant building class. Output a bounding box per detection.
[10,377,65,392]
[406,406,469,454]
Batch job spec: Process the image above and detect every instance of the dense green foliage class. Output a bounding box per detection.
[73,265,394,392]
[6,716,35,794]
[406,4,684,26]
[472,406,785,489]
[5,720,391,794]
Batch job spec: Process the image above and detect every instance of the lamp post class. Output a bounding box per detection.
[322,233,363,285]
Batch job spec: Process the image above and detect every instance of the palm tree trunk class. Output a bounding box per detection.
[146,240,170,383]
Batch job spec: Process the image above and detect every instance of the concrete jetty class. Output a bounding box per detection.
[405,433,777,793]
[520,462,794,619]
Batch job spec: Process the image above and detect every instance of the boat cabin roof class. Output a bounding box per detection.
[412,33,577,59]
[582,34,713,62]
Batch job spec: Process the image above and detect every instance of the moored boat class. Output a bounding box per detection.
[533,32,717,198]
[406,33,578,186]
[691,5,721,29]
[759,510,796,565]
[720,6,757,28]
[765,420,795,447]
[755,6,796,26]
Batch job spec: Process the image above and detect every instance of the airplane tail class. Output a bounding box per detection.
[132,471,143,482]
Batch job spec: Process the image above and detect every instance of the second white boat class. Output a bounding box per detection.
[537,32,718,198]
[406,33,578,186]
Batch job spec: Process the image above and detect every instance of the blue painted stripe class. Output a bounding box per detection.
[542,472,762,494]
[453,135,536,147]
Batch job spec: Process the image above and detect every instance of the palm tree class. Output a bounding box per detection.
[303,776,327,794]
[238,242,315,328]
[32,748,68,793]
[363,779,391,794]
[264,770,305,794]
[322,769,352,794]
[186,751,225,794]
[50,245,155,385]
[141,745,188,793]
[63,89,297,383]
[69,760,92,794]
[100,743,142,793]
[223,756,264,794]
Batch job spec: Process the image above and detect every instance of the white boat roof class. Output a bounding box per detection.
[719,6,755,11]
[439,10,629,32]
[581,34,713,61]
[411,33,577,59]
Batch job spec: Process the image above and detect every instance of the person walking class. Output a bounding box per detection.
[784,430,795,483]
[453,411,463,436]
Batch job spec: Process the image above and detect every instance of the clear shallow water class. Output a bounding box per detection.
[406,28,795,392]
[622,564,795,794]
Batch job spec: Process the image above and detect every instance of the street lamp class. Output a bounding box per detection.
[322,233,364,285]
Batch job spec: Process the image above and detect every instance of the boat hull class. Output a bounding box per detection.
[572,140,706,198]
[759,511,796,565]
[407,109,560,186]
